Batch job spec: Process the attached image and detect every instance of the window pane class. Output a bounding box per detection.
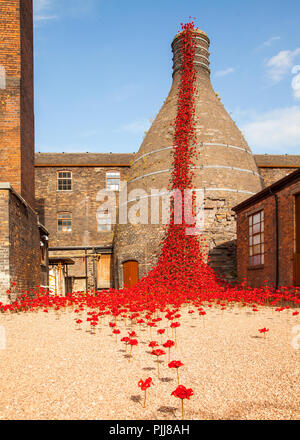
[253,234,261,245]
[253,244,260,255]
[58,172,72,191]
[253,223,260,234]
[253,255,261,265]
[253,213,261,224]
[106,172,120,191]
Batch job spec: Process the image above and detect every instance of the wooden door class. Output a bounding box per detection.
[97,254,112,289]
[123,261,139,288]
[295,194,300,286]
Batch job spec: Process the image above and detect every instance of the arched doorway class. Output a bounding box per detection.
[123,260,139,288]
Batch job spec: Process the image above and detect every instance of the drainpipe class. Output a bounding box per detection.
[269,188,279,289]
[85,247,88,293]
[45,238,49,289]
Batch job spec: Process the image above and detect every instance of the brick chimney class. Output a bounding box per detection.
[114,28,264,285]
[0,0,35,208]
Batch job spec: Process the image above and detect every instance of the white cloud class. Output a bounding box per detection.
[266,48,300,83]
[258,36,281,49]
[33,0,57,22]
[215,67,235,78]
[241,106,300,153]
[121,119,151,135]
[291,65,300,100]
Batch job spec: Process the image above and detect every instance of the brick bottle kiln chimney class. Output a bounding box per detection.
[114,28,264,286]
[0,0,35,208]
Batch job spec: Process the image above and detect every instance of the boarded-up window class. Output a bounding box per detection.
[123,260,139,288]
[97,254,112,289]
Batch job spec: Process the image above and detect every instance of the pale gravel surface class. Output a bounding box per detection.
[0,305,299,420]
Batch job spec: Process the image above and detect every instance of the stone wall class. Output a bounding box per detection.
[0,185,40,304]
[258,167,299,187]
[35,165,131,248]
[35,164,131,288]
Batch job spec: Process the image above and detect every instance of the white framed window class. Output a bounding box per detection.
[106,172,120,191]
[249,210,264,266]
[57,212,72,232]
[57,171,72,191]
[97,211,112,232]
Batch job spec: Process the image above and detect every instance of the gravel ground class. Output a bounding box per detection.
[0,305,299,420]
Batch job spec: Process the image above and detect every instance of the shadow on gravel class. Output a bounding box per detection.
[130,395,142,406]
[157,406,177,416]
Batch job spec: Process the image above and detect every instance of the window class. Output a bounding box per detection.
[57,171,72,191]
[249,210,264,265]
[57,212,72,232]
[106,172,120,191]
[97,211,111,232]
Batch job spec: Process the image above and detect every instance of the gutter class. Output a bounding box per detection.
[269,188,279,289]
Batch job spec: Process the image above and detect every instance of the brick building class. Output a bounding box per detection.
[233,169,300,288]
[35,153,133,292]
[34,153,300,292]
[0,0,47,305]
[1,1,300,300]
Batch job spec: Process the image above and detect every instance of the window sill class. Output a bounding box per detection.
[247,264,264,270]
[57,191,73,193]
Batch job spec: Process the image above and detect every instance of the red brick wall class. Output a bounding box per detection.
[236,179,300,287]
[0,0,35,208]
[0,190,10,302]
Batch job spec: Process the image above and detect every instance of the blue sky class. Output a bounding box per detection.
[33,0,300,155]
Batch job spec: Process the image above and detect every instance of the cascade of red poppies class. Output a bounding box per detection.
[2,22,299,314]
[126,20,221,297]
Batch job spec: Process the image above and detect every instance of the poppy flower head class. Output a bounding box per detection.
[168,360,184,369]
[121,336,129,343]
[128,339,138,346]
[163,340,175,348]
[171,385,194,400]
[259,328,269,333]
[138,377,153,391]
[151,349,166,357]
[149,341,159,348]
